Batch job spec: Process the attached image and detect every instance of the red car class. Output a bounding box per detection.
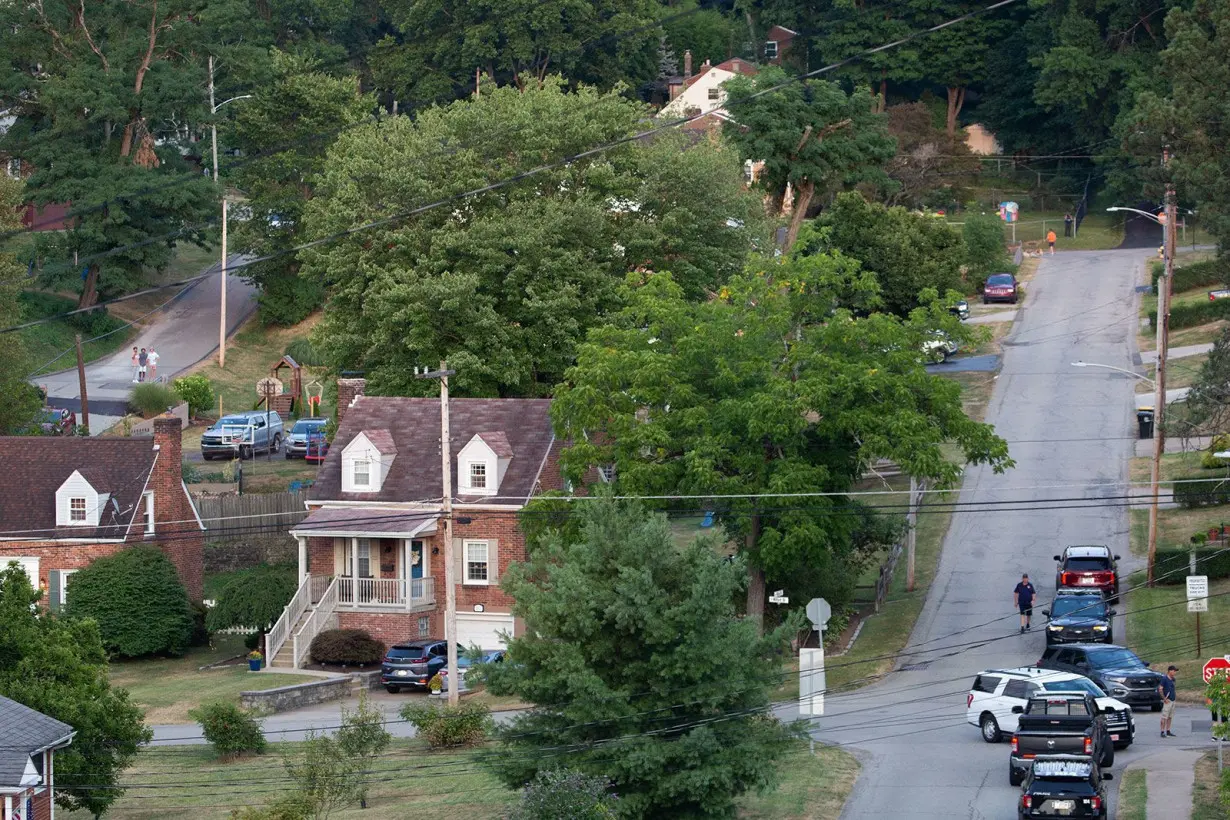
[983,272,1019,304]
[1054,545,1121,603]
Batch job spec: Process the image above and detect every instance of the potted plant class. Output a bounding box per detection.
[247,650,264,671]
[1193,532,1209,546]
[1210,528,1221,543]
[428,672,444,696]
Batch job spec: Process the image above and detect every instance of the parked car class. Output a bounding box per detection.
[983,272,1019,304]
[381,639,448,693]
[922,331,960,363]
[967,667,1133,748]
[285,418,328,459]
[1019,756,1112,819]
[950,299,970,320]
[1044,589,1114,645]
[1009,692,1113,785]
[200,411,284,460]
[303,430,330,464]
[1037,644,1164,712]
[1053,545,1121,602]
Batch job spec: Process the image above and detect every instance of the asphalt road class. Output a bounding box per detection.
[807,249,1173,819]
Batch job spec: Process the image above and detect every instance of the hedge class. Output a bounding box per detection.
[309,628,385,665]
[1152,257,1230,295]
[1154,547,1230,584]
[1172,473,1230,508]
[1148,297,1230,330]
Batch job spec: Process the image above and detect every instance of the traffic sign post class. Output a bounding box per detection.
[1206,657,1230,772]
[799,598,832,718]
[769,589,789,605]
[1189,576,1210,655]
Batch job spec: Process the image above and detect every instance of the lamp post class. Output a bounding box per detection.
[208,55,252,369]
[1069,361,1156,386]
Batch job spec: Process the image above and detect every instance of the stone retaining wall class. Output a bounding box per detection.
[240,676,352,714]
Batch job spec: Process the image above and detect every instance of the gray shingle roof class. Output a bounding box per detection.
[0,696,74,788]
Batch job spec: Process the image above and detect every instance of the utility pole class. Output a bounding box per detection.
[418,362,458,704]
[906,477,919,591]
[219,198,228,368]
[74,334,90,435]
[1147,147,1177,585]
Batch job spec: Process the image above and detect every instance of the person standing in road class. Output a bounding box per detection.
[131,347,140,382]
[147,347,160,381]
[1047,229,1057,255]
[1160,665,1179,737]
[1014,573,1036,633]
[137,348,148,383]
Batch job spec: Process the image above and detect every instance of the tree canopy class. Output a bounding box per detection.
[0,178,44,433]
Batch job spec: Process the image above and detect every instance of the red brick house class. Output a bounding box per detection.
[0,696,75,820]
[764,25,798,66]
[0,418,206,605]
[271,379,565,668]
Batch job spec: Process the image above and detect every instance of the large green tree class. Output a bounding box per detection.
[301,79,764,396]
[0,563,151,816]
[0,177,44,433]
[0,0,218,307]
[723,66,896,250]
[229,50,375,324]
[487,495,800,818]
[551,260,1011,626]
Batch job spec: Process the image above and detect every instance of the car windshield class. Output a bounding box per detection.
[1087,648,1145,669]
[292,420,326,434]
[987,274,1014,285]
[386,647,426,661]
[1051,597,1107,619]
[1042,679,1104,697]
[1066,557,1110,571]
[215,416,249,428]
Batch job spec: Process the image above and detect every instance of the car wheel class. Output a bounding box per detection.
[385,685,399,694]
[1009,766,1023,787]
[981,713,1002,743]
[271,434,282,453]
[983,296,990,305]
[240,445,253,459]
[202,454,212,461]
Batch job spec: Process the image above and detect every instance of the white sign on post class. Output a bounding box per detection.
[1188,575,1210,600]
[769,589,789,605]
[1190,598,1210,613]
[799,598,832,717]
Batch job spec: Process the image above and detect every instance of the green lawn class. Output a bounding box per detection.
[945,210,1125,251]
[1140,352,1209,394]
[62,739,858,820]
[109,634,319,724]
[1190,752,1226,820]
[1124,573,1230,703]
[1118,768,1147,820]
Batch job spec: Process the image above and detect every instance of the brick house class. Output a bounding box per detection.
[0,696,75,820]
[270,379,566,668]
[0,418,206,605]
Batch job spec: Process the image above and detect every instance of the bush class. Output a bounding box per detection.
[64,546,193,657]
[244,631,262,651]
[128,382,179,418]
[399,701,492,748]
[509,769,619,820]
[206,564,298,633]
[1152,256,1230,295]
[1148,297,1230,330]
[189,600,210,647]
[172,374,215,417]
[181,459,202,483]
[1171,473,1230,508]
[284,338,325,367]
[19,290,126,337]
[308,628,385,665]
[190,701,267,759]
[1153,547,1230,584]
[962,214,1010,276]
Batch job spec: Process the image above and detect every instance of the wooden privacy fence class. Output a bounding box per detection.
[192,491,307,540]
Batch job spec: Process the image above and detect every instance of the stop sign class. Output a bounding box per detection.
[1204,657,1230,683]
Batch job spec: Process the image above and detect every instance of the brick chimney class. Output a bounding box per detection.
[684,49,692,79]
[337,378,366,424]
[149,415,203,601]
[152,416,182,471]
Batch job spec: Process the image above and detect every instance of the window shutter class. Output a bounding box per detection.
[488,539,499,583]
[454,539,465,581]
[48,570,61,612]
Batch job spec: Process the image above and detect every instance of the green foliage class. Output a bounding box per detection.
[229,792,313,820]
[283,338,325,367]
[173,374,216,418]
[882,102,980,208]
[1147,298,1230,330]
[302,79,763,397]
[191,701,268,760]
[1154,547,1230,583]
[1202,436,1230,469]
[0,180,45,434]
[189,600,211,647]
[337,691,392,808]
[0,564,151,815]
[1183,327,1230,434]
[485,496,801,816]
[508,768,619,820]
[1152,257,1230,295]
[400,701,493,748]
[1170,473,1230,508]
[64,547,193,658]
[962,214,1011,277]
[206,564,298,632]
[308,628,385,665]
[128,382,180,418]
[281,731,355,818]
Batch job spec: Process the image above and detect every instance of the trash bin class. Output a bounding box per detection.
[1137,409,1154,439]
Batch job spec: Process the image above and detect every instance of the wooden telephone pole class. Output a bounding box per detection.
[74,334,90,435]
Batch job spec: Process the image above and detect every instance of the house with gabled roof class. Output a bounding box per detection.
[0,418,205,605]
[269,379,567,668]
[0,696,75,820]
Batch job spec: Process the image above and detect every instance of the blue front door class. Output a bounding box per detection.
[410,540,424,580]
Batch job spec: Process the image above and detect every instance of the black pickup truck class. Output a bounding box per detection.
[1009,693,1113,786]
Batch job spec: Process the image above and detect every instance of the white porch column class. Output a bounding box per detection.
[48,748,55,820]
[349,537,358,603]
[404,539,412,611]
[297,536,308,585]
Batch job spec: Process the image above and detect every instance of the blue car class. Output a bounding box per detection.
[285,418,328,459]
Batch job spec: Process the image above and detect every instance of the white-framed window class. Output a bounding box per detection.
[69,497,87,523]
[598,465,616,483]
[469,462,487,490]
[58,569,76,610]
[764,40,779,59]
[357,538,371,578]
[353,459,370,488]
[707,87,721,101]
[417,615,430,637]
[142,491,155,534]
[465,541,490,585]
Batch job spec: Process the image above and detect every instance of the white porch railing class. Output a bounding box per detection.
[336,576,434,608]
[310,574,331,604]
[292,577,339,668]
[267,574,313,662]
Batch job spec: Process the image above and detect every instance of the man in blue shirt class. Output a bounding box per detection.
[1013,574,1036,633]
[1160,665,1179,737]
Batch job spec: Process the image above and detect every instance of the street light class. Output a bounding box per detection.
[1070,361,1156,387]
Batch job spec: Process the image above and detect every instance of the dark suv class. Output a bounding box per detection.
[1053,546,1121,602]
[1043,589,1114,645]
[381,639,447,693]
[1019,755,1112,819]
[1037,644,1164,711]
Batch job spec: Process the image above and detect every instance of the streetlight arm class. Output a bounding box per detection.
[212,94,253,114]
[1106,206,1162,223]
[1070,361,1156,386]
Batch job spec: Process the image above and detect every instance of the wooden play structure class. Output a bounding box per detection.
[260,355,303,417]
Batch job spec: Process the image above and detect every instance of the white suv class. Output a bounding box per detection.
[966,667,1134,748]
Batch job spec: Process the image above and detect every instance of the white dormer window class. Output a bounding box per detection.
[341,431,395,493]
[469,462,487,489]
[456,433,512,496]
[56,470,101,527]
[70,498,87,522]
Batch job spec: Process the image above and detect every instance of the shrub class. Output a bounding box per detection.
[244,631,262,651]
[181,459,202,483]
[1202,435,1230,469]
[190,701,267,759]
[172,374,215,417]
[1148,298,1230,331]
[399,701,492,748]
[1152,256,1230,295]
[189,600,210,647]
[1171,473,1230,508]
[962,214,1010,276]
[308,628,385,665]
[64,546,193,657]
[128,382,179,418]
[206,564,298,633]
[284,338,325,367]
[509,769,619,820]
[1153,547,1230,583]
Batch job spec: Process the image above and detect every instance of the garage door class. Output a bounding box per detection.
[454,613,514,651]
[3,556,38,585]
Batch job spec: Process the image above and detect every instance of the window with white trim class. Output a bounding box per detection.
[353,459,371,488]
[143,491,155,534]
[764,40,779,59]
[469,462,487,490]
[417,615,430,637]
[69,497,87,523]
[707,87,720,101]
[598,465,616,483]
[465,541,490,584]
[357,538,372,578]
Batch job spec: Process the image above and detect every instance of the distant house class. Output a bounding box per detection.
[1,111,75,232]
[270,379,568,668]
[0,418,206,604]
[964,124,1002,156]
[662,57,759,131]
[0,696,75,820]
[764,25,798,66]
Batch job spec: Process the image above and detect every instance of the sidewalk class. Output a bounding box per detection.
[1125,746,1204,820]
[1134,435,1214,459]
[1139,343,1214,365]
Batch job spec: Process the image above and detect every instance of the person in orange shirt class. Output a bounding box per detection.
[1047,229,1057,255]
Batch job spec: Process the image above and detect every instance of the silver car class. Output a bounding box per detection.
[285,418,328,459]
[201,411,284,460]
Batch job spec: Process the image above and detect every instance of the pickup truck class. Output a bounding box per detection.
[1009,693,1113,786]
[200,411,284,460]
